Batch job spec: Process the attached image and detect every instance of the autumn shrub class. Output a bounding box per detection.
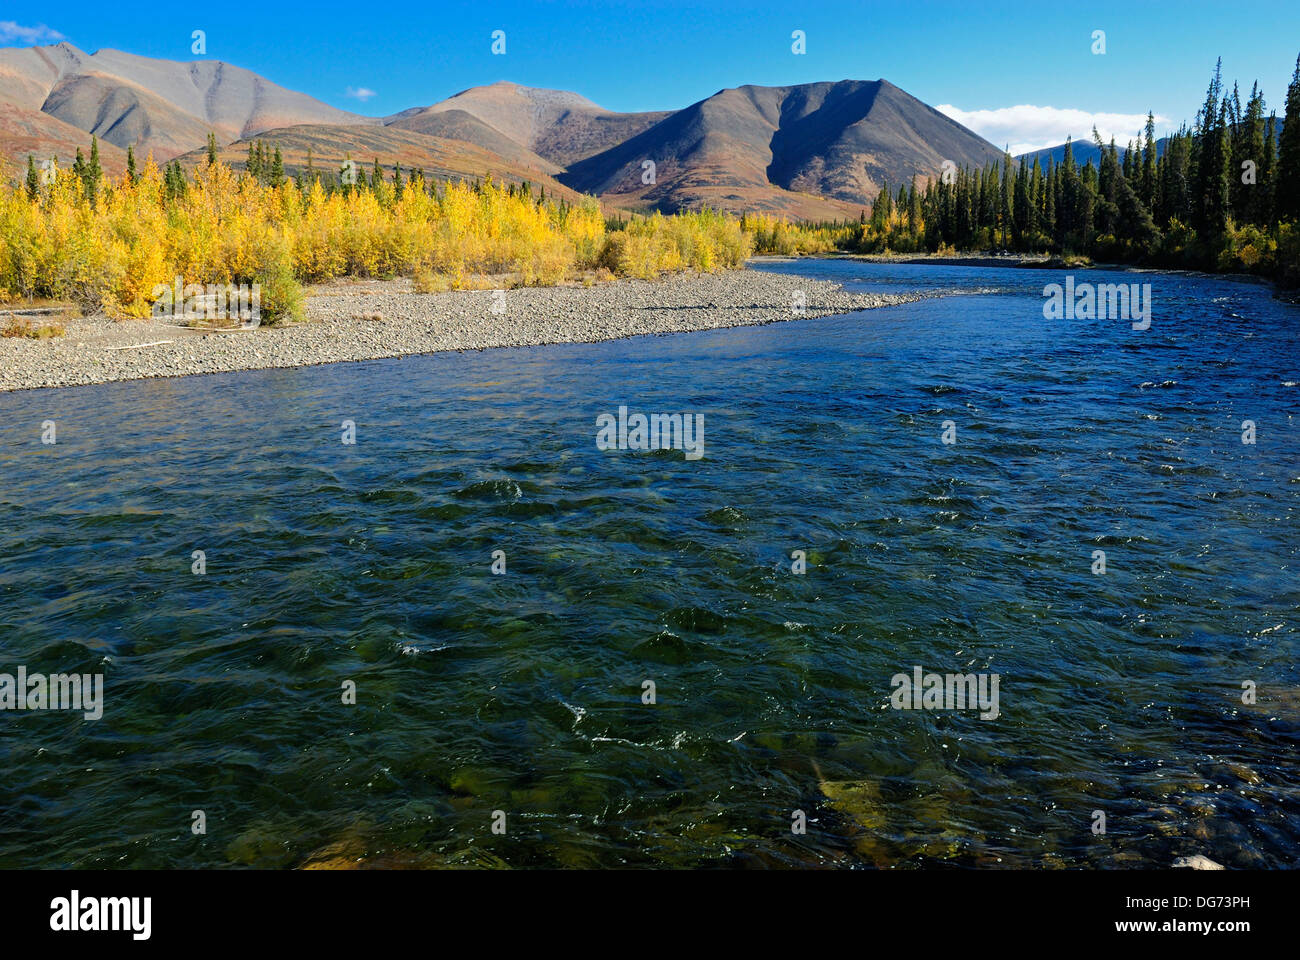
[0,158,771,317]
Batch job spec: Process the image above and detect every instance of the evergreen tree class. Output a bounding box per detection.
[1228,82,1249,220]
[1142,113,1158,211]
[998,155,1012,247]
[1159,128,1193,226]
[127,145,137,184]
[1275,54,1300,222]
[1114,163,1161,256]
[25,155,39,200]
[1058,140,1078,247]
[1192,60,1230,238]
[870,180,891,232]
[1095,132,1120,238]
[87,136,102,203]
[270,147,285,187]
[1079,160,1097,248]
[1261,113,1278,225]
[206,132,218,167]
[1241,83,1267,224]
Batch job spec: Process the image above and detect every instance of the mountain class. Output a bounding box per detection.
[173,123,586,202]
[0,103,129,176]
[0,43,1010,220]
[0,41,374,163]
[383,107,563,174]
[386,81,672,168]
[1019,120,1283,168]
[1016,139,1165,167]
[560,80,1006,215]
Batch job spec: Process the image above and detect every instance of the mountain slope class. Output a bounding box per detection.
[383,107,562,173]
[561,79,1005,214]
[387,81,672,167]
[174,124,586,202]
[0,106,129,175]
[0,44,1014,222]
[0,41,374,161]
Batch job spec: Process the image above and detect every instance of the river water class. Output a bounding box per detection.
[1,259,1297,868]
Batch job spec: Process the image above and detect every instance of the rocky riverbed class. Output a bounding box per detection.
[0,269,926,392]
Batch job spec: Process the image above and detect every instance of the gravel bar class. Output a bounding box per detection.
[1,268,928,392]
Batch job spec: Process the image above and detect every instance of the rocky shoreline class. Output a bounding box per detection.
[1,269,928,392]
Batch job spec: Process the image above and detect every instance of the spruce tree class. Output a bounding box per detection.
[1241,83,1267,224]
[25,155,39,200]
[1261,113,1278,225]
[999,154,1012,247]
[87,136,102,203]
[207,132,218,167]
[1275,53,1300,223]
[127,145,137,184]
[1159,128,1193,226]
[1228,82,1249,220]
[1192,60,1230,238]
[1142,113,1158,211]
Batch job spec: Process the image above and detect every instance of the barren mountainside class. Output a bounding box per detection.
[0,41,373,163]
[0,43,1005,219]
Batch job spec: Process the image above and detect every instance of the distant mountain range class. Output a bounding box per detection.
[1016,139,1174,168]
[1,41,1013,218]
[1018,121,1283,168]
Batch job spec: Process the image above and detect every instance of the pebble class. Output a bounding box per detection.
[0,270,927,392]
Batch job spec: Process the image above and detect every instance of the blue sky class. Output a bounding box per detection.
[4,1,1297,152]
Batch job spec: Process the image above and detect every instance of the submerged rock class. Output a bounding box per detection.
[819,779,886,830]
[1172,854,1225,870]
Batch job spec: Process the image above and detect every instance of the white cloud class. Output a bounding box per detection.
[935,104,1168,156]
[345,86,377,102]
[0,21,65,44]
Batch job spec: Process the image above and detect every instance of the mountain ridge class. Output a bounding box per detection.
[2,42,1006,219]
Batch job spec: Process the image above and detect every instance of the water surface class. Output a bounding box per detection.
[1,259,1297,868]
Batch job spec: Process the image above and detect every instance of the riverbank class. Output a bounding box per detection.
[0,269,927,392]
[836,252,1055,268]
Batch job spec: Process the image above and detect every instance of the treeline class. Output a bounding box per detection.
[831,54,1300,286]
[1,145,755,320]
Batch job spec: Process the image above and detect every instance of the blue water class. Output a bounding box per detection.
[1,259,1297,869]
